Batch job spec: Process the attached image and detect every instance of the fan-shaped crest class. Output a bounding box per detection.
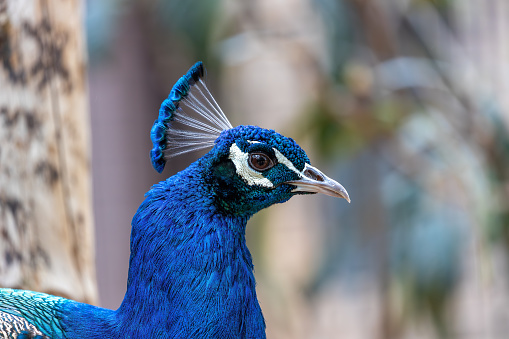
[150,62,233,173]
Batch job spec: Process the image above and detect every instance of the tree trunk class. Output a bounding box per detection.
[0,0,97,304]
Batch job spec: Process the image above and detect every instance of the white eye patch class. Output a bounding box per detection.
[229,144,273,187]
[228,142,303,187]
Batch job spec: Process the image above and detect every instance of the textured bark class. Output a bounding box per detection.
[0,0,97,304]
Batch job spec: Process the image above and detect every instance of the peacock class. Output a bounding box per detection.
[0,62,350,338]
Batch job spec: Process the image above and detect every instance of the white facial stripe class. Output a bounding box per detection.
[273,149,302,177]
[228,144,274,187]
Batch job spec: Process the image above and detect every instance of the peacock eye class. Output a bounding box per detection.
[248,152,276,171]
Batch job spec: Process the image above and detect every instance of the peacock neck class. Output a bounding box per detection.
[116,161,266,338]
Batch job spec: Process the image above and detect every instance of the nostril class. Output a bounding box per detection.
[304,169,324,182]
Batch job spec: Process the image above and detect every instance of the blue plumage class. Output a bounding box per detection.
[0,62,350,338]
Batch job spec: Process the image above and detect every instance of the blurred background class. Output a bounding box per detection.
[86,0,509,338]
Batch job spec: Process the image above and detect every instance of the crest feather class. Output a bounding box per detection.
[150,62,233,173]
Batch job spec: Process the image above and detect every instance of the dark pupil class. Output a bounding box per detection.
[254,155,266,167]
[249,153,272,171]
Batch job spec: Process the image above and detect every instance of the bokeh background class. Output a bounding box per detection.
[87,0,509,338]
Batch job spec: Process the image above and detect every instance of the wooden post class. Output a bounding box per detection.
[0,0,97,304]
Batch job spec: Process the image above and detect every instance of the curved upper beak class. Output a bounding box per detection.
[283,163,350,203]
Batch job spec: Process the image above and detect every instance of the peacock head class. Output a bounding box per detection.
[150,62,349,216]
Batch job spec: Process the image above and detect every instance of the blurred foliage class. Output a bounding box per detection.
[311,0,355,82]
[86,0,123,62]
[154,0,223,63]
[300,0,507,337]
[86,0,225,71]
[386,169,464,339]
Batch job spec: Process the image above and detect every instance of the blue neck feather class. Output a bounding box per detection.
[116,154,266,338]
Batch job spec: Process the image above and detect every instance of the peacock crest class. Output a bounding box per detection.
[150,62,233,172]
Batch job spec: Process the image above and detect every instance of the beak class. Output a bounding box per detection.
[284,163,350,203]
